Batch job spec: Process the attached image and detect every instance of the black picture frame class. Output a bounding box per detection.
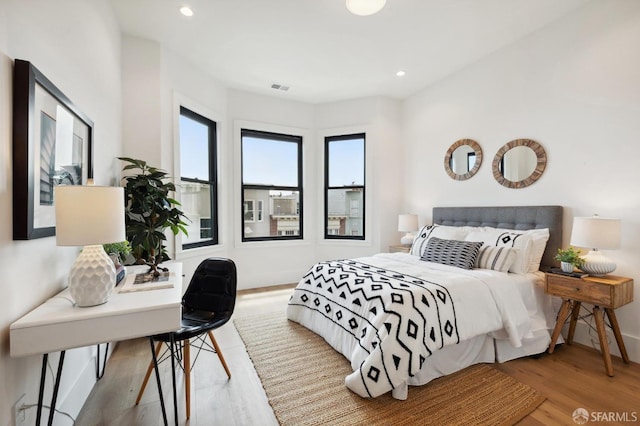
[12,59,94,240]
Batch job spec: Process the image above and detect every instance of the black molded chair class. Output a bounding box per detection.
[136,258,237,421]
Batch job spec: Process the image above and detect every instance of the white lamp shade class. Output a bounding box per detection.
[570,216,621,250]
[398,214,419,233]
[346,0,386,16]
[55,185,126,246]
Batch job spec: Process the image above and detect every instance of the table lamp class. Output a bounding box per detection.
[398,213,419,246]
[55,185,126,307]
[570,215,621,276]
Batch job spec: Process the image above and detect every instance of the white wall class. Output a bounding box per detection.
[0,0,122,424]
[402,0,640,362]
[121,36,163,168]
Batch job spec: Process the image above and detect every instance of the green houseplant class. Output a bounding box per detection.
[119,157,188,275]
[103,240,132,267]
[555,247,584,272]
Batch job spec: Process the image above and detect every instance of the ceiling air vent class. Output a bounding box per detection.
[271,83,290,92]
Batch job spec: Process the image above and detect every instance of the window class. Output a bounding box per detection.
[244,200,255,222]
[243,199,264,223]
[179,106,218,248]
[325,133,365,240]
[241,129,303,241]
[257,200,264,222]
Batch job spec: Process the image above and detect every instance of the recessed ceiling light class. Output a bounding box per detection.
[396,70,406,77]
[180,6,194,17]
[346,0,386,16]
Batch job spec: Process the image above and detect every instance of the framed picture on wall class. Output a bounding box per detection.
[12,59,94,240]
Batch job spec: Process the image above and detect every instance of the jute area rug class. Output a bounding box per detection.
[234,312,545,426]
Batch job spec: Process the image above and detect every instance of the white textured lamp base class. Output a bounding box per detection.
[68,245,117,307]
[400,233,414,246]
[580,250,616,277]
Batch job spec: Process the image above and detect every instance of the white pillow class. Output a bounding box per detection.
[526,228,550,272]
[465,228,533,275]
[410,225,471,257]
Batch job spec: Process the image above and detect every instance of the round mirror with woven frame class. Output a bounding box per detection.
[444,139,483,181]
[492,139,547,188]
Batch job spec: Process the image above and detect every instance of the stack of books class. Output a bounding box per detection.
[115,265,126,284]
[547,267,588,278]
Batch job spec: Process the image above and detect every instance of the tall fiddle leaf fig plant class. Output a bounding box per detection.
[119,157,188,274]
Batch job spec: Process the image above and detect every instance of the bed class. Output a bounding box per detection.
[286,205,563,399]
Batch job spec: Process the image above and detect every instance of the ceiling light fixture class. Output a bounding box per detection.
[396,70,406,77]
[346,0,386,16]
[179,5,194,17]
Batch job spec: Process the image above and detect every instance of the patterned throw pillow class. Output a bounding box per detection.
[420,237,484,270]
[465,229,533,274]
[410,225,471,257]
[475,246,518,272]
[465,227,549,273]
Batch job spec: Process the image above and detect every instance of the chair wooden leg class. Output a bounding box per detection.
[208,331,231,379]
[184,340,191,419]
[136,342,163,405]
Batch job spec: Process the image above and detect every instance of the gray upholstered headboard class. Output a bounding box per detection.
[433,206,563,270]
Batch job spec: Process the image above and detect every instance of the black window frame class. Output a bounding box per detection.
[241,128,303,242]
[179,106,219,249]
[324,133,366,241]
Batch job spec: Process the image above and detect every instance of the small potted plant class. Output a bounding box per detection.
[103,240,132,268]
[555,247,584,273]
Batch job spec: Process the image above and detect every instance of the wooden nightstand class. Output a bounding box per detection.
[545,272,634,376]
[389,244,411,253]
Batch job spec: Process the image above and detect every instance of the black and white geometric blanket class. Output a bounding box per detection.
[287,259,461,399]
[287,254,533,399]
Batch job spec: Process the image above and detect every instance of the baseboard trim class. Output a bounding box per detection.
[564,320,640,363]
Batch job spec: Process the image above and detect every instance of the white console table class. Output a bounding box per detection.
[10,263,183,426]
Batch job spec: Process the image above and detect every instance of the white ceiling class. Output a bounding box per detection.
[110,0,590,104]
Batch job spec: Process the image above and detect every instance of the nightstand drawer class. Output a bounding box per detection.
[545,274,633,308]
[546,276,611,305]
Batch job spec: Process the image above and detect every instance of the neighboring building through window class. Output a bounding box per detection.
[325,133,365,240]
[241,129,303,241]
[179,106,218,248]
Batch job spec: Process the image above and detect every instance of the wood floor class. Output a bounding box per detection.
[76,284,640,426]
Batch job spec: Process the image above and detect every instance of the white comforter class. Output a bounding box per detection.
[286,253,535,399]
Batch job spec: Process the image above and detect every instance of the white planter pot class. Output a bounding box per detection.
[561,262,574,273]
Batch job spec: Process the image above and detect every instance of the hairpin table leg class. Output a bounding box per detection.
[95,343,110,380]
[36,354,48,426]
[169,335,179,426]
[149,337,168,426]
[35,351,66,426]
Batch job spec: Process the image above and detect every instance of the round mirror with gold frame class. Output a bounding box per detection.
[444,139,483,181]
[492,139,546,188]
